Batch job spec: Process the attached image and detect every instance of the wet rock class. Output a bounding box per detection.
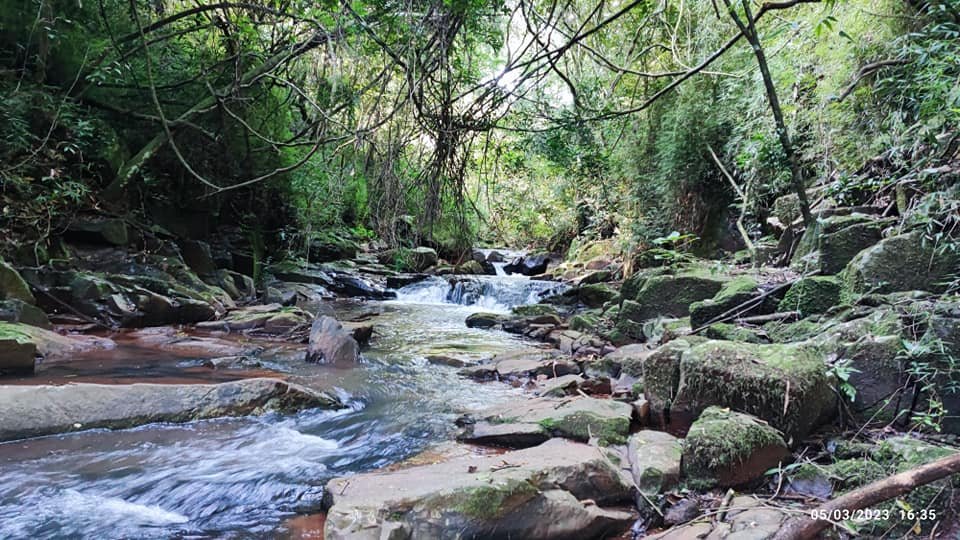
[0,259,35,304]
[486,250,506,263]
[306,316,360,365]
[386,273,429,289]
[843,230,960,296]
[778,276,841,316]
[682,407,790,489]
[579,270,612,285]
[425,354,474,367]
[202,355,263,369]
[504,253,551,276]
[627,430,682,495]
[511,303,559,317]
[458,364,499,381]
[126,327,260,357]
[603,343,653,378]
[494,352,579,380]
[663,498,701,526]
[323,439,635,540]
[0,378,340,442]
[465,312,507,329]
[456,260,487,275]
[477,396,632,445]
[269,261,394,299]
[689,277,759,329]
[456,421,550,448]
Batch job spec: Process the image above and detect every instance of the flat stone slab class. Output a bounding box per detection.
[0,378,341,442]
[323,439,635,540]
[478,396,633,445]
[457,421,550,448]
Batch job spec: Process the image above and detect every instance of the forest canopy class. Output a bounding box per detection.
[1,0,958,261]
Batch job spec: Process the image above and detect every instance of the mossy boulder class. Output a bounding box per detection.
[671,340,836,441]
[791,214,893,274]
[629,274,726,322]
[576,283,619,308]
[308,232,358,263]
[0,322,38,375]
[0,299,50,329]
[378,246,439,272]
[569,310,601,333]
[703,322,766,343]
[0,259,35,304]
[778,276,841,316]
[64,217,129,246]
[641,338,700,428]
[689,276,759,328]
[511,304,559,318]
[843,230,959,298]
[682,407,790,489]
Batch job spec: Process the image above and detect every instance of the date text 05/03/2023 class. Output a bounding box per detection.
[810,508,937,522]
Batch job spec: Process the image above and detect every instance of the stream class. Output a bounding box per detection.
[0,274,558,539]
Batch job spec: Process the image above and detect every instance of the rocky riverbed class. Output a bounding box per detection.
[1,209,959,539]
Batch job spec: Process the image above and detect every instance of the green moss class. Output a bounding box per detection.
[0,321,34,343]
[569,311,601,332]
[678,341,835,440]
[764,318,827,343]
[0,259,36,304]
[778,276,842,316]
[452,479,539,519]
[682,407,787,490]
[538,412,629,446]
[511,304,559,317]
[704,322,765,343]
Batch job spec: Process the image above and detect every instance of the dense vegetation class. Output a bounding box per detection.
[2,0,958,261]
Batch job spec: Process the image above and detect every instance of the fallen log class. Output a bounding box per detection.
[773,452,960,540]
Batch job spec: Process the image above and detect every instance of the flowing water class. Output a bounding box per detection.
[0,274,559,539]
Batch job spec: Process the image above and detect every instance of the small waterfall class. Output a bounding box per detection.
[393,275,564,311]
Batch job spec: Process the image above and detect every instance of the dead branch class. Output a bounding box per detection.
[773,451,960,540]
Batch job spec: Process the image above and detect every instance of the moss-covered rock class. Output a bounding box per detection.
[308,231,359,263]
[0,259,35,304]
[791,214,893,274]
[703,322,766,343]
[511,304,559,318]
[629,273,726,322]
[377,246,439,272]
[481,396,633,445]
[673,340,836,441]
[569,310,601,333]
[843,230,959,298]
[689,276,759,329]
[778,276,842,316]
[0,322,38,375]
[577,283,619,308]
[682,407,789,489]
[0,299,50,328]
[641,338,700,428]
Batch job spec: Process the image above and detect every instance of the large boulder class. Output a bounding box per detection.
[778,276,842,316]
[0,378,341,442]
[0,323,38,375]
[308,232,359,263]
[576,283,619,308]
[689,277,759,329]
[791,214,893,274]
[682,407,790,489]
[646,339,835,441]
[323,439,635,540]
[504,253,551,276]
[306,316,360,365]
[178,239,217,276]
[843,230,959,297]
[63,217,129,246]
[626,273,726,323]
[0,259,35,304]
[0,299,50,328]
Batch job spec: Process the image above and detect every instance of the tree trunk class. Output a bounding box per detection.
[723,0,813,226]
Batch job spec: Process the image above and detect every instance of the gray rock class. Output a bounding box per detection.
[843,230,959,296]
[478,396,632,445]
[627,430,683,495]
[306,316,360,365]
[0,259,35,304]
[465,312,507,329]
[457,421,550,448]
[323,439,635,540]
[0,378,341,442]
